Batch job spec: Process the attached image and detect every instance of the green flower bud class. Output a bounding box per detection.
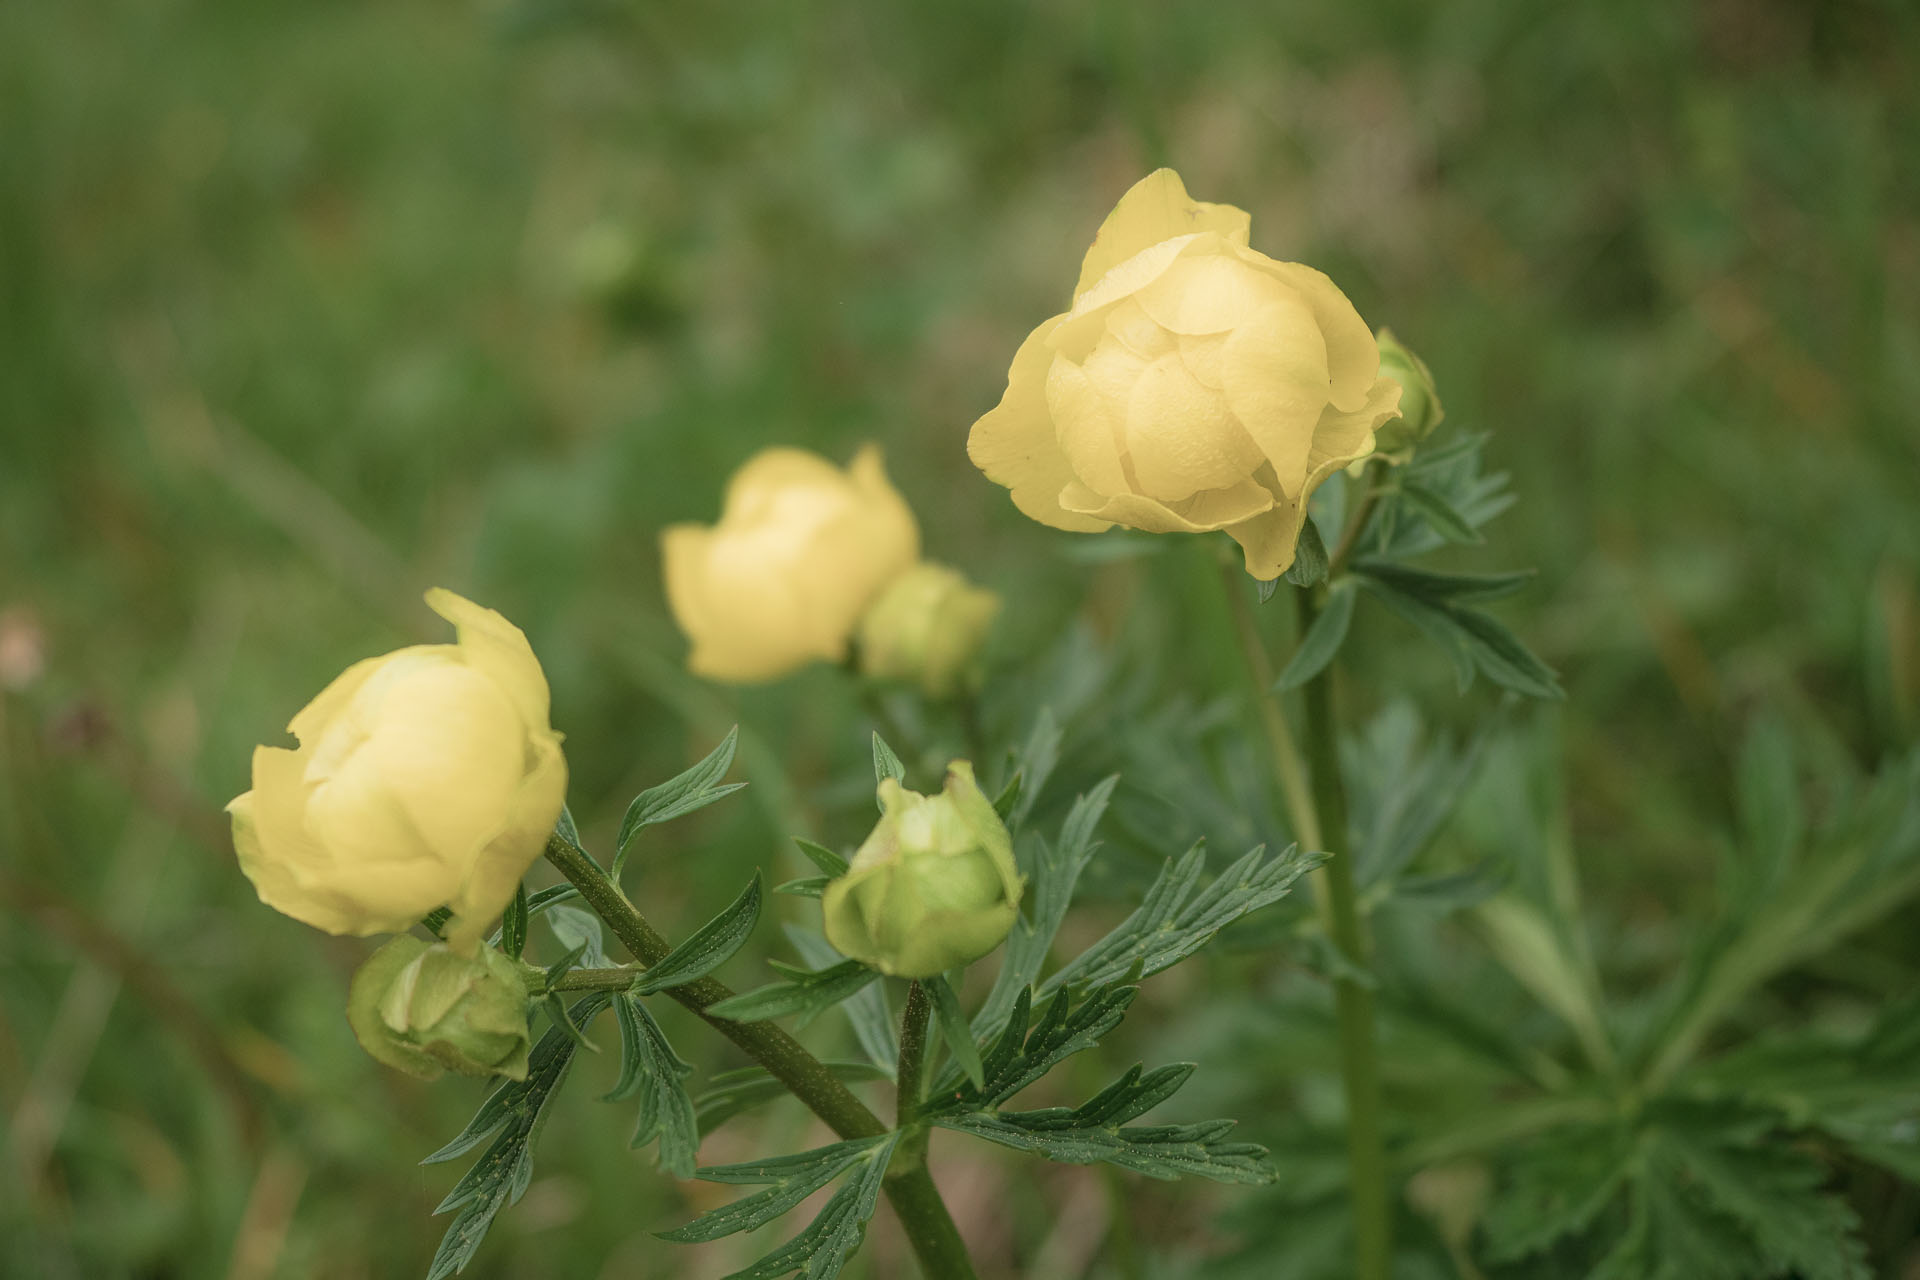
[346,936,533,1081]
[822,761,1023,978]
[856,562,1002,700]
[1371,328,1444,464]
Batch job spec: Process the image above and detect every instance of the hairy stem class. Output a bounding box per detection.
[542,834,977,1280]
[1218,566,1390,1280]
[895,980,934,1166]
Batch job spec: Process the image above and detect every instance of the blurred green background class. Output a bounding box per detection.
[3,0,1916,1276]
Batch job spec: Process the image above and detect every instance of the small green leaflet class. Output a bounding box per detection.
[1283,516,1330,588]
[938,985,1136,1110]
[1275,580,1357,690]
[870,731,906,790]
[661,1134,901,1280]
[705,959,879,1027]
[420,992,612,1280]
[632,874,761,994]
[1398,480,1485,545]
[1042,842,1317,995]
[773,876,828,898]
[546,903,609,968]
[1006,708,1061,829]
[614,728,747,875]
[693,1062,892,1134]
[500,882,529,960]
[604,994,699,1177]
[786,927,896,1077]
[925,975,984,1091]
[793,837,850,877]
[486,883,581,950]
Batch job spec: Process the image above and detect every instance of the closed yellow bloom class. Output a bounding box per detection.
[662,445,921,683]
[968,168,1404,579]
[227,589,568,952]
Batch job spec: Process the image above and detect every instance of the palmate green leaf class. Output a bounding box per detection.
[693,1062,893,1134]
[604,994,699,1177]
[670,1134,901,1280]
[939,984,1137,1109]
[937,1111,1273,1184]
[786,926,896,1077]
[1275,579,1356,691]
[1042,841,1317,996]
[421,992,613,1280]
[1654,1128,1869,1280]
[1481,1122,1635,1263]
[614,727,747,875]
[706,959,879,1027]
[659,1135,892,1243]
[1367,432,1517,559]
[1353,564,1562,700]
[632,875,761,995]
[1397,480,1485,545]
[1345,701,1489,889]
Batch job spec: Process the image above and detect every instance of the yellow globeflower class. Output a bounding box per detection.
[227,589,568,952]
[968,168,1404,579]
[662,445,921,683]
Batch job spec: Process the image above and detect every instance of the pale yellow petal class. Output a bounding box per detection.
[1123,355,1262,502]
[1060,477,1273,534]
[425,589,553,737]
[968,315,1110,533]
[1074,169,1251,299]
[1234,250,1378,411]
[1046,357,1130,495]
[359,662,523,866]
[723,447,850,515]
[1223,504,1311,582]
[1220,295,1333,499]
[445,730,569,953]
[1133,251,1291,336]
[287,651,406,745]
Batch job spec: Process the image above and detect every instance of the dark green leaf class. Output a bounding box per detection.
[870,731,906,791]
[785,927,896,1076]
[971,777,1117,1045]
[1354,570,1562,700]
[1255,576,1278,604]
[606,995,698,1177]
[421,993,612,1280]
[659,1135,891,1243]
[1389,862,1507,912]
[486,884,581,950]
[614,728,746,875]
[793,836,850,878]
[774,876,828,898]
[1008,708,1061,829]
[501,883,528,960]
[925,976,984,1091]
[706,960,879,1026]
[720,1133,899,1280]
[540,991,599,1054]
[1349,559,1535,605]
[633,875,762,995]
[991,771,1023,822]
[1275,581,1357,690]
[545,904,608,969]
[1399,480,1486,544]
[1044,843,1316,994]
[1283,517,1329,587]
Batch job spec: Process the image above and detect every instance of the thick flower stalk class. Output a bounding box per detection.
[968,168,1403,579]
[226,589,568,951]
[822,761,1023,978]
[662,444,921,683]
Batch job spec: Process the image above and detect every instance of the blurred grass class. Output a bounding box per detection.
[2,0,1917,1276]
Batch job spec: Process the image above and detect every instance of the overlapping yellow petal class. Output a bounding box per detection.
[969,167,1392,578]
[228,590,569,948]
[661,444,922,683]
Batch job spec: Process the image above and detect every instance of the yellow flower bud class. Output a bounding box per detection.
[822,761,1023,978]
[662,445,921,683]
[346,935,534,1080]
[968,168,1404,580]
[1370,328,1444,464]
[855,562,1001,700]
[226,589,569,952]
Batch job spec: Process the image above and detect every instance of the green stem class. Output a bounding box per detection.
[1328,460,1388,578]
[549,966,643,993]
[896,981,934,1165]
[543,835,978,1280]
[1218,565,1391,1280]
